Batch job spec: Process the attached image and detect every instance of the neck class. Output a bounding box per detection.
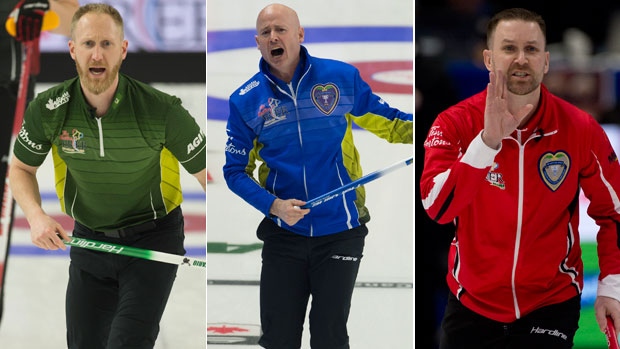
[81,80,118,117]
[269,54,301,84]
[508,86,541,128]
[270,66,295,83]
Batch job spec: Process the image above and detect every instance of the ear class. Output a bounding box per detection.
[543,51,550,74]
[298,27,304,43]
[255,35,259,49]
[68,41,76,60]
[483,49,492,71]
[121,39,128,60]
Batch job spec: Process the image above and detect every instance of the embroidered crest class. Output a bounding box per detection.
[258,98,287,126]
[60,128,86,154]
[539,151,570,191]
[486,162,505,189]
[311,83,339,115]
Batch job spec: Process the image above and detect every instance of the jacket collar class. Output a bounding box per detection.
[513,84,559,141]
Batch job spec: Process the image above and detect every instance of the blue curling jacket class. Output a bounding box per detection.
[223,46,413,237]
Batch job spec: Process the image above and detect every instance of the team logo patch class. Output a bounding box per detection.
[486,162,505,189]
[486,172,505,189]
[539,151,570,191]
[258,98,288,126]
[311,83,339,115]
[60,128,86,154]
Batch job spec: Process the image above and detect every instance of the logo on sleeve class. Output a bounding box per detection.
[424,126,451,148]
[187,131,205,155]
[239,80,259,96]
[311,83,339,115]
[46,91,70,110]
[539,151,570,191]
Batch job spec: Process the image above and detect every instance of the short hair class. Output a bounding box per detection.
[70,3,125,40]
[486,8,546,48]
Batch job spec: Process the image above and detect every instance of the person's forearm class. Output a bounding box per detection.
[8,165,45,224]
[50,0,80,37]
[193,168,206,192]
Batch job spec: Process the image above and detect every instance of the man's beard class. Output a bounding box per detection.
[507,79,539,96]
[76,60,122,95]
[506,67,541,96]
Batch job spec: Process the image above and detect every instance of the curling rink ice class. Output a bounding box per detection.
[206,0,413,348]
[0,83,206,349]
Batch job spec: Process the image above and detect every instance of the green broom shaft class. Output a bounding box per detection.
[64,236,206,268]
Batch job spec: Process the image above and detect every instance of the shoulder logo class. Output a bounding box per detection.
[239,80,259,96]
[46,91,70,110]
[539,151,570,191]
[424,125,451,148]
[311,83,339,115]
[187,131,205,155]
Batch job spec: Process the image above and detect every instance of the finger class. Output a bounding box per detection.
[487,71,495,99]
[46,238,58,250]
[597,312,607,332]
[495,69,505,99]
[606,316,620,348]
[35,238,50,251]
[42,232,59,250]
[56,226,70,241]
[515,103,534,124]
[51,234,66,251]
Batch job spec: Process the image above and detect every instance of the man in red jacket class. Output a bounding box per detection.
[421,7,620,348]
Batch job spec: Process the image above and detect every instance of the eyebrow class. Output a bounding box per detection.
[259,22,289,29]
[499,38,541,46]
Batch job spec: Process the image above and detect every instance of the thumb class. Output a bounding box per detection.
[515,103,534,124]
[597,312,608,332]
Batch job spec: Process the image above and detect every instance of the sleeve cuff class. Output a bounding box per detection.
[460,130,501,169]
[598,275,620,302]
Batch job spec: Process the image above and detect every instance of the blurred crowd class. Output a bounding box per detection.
[416,0,620,122]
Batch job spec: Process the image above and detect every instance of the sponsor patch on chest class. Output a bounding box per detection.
[258,98,288,126]
[486,162,505,189]
[60,128,86,154]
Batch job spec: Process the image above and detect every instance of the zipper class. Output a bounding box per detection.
[95,117,104,157]
[509,128,557,319]
[267,66,314,235]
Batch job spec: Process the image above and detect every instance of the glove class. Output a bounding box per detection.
[8,0,50,42]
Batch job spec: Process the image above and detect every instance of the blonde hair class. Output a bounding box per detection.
[70,3,125,40]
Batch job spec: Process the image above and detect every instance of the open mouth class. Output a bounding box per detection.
[271,48,284,57]
[89,67,106,75]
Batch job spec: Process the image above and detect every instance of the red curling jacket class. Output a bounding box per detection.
[420,84,620,322]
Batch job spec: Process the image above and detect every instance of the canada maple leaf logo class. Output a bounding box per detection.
[207,324,249,334]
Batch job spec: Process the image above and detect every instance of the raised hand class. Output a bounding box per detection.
[482,70,534,149]
[8,0,50,42]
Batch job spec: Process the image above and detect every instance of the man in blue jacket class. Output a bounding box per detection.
[223,3,413,348]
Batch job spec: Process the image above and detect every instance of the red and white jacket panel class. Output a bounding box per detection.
[420,84,620,323]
